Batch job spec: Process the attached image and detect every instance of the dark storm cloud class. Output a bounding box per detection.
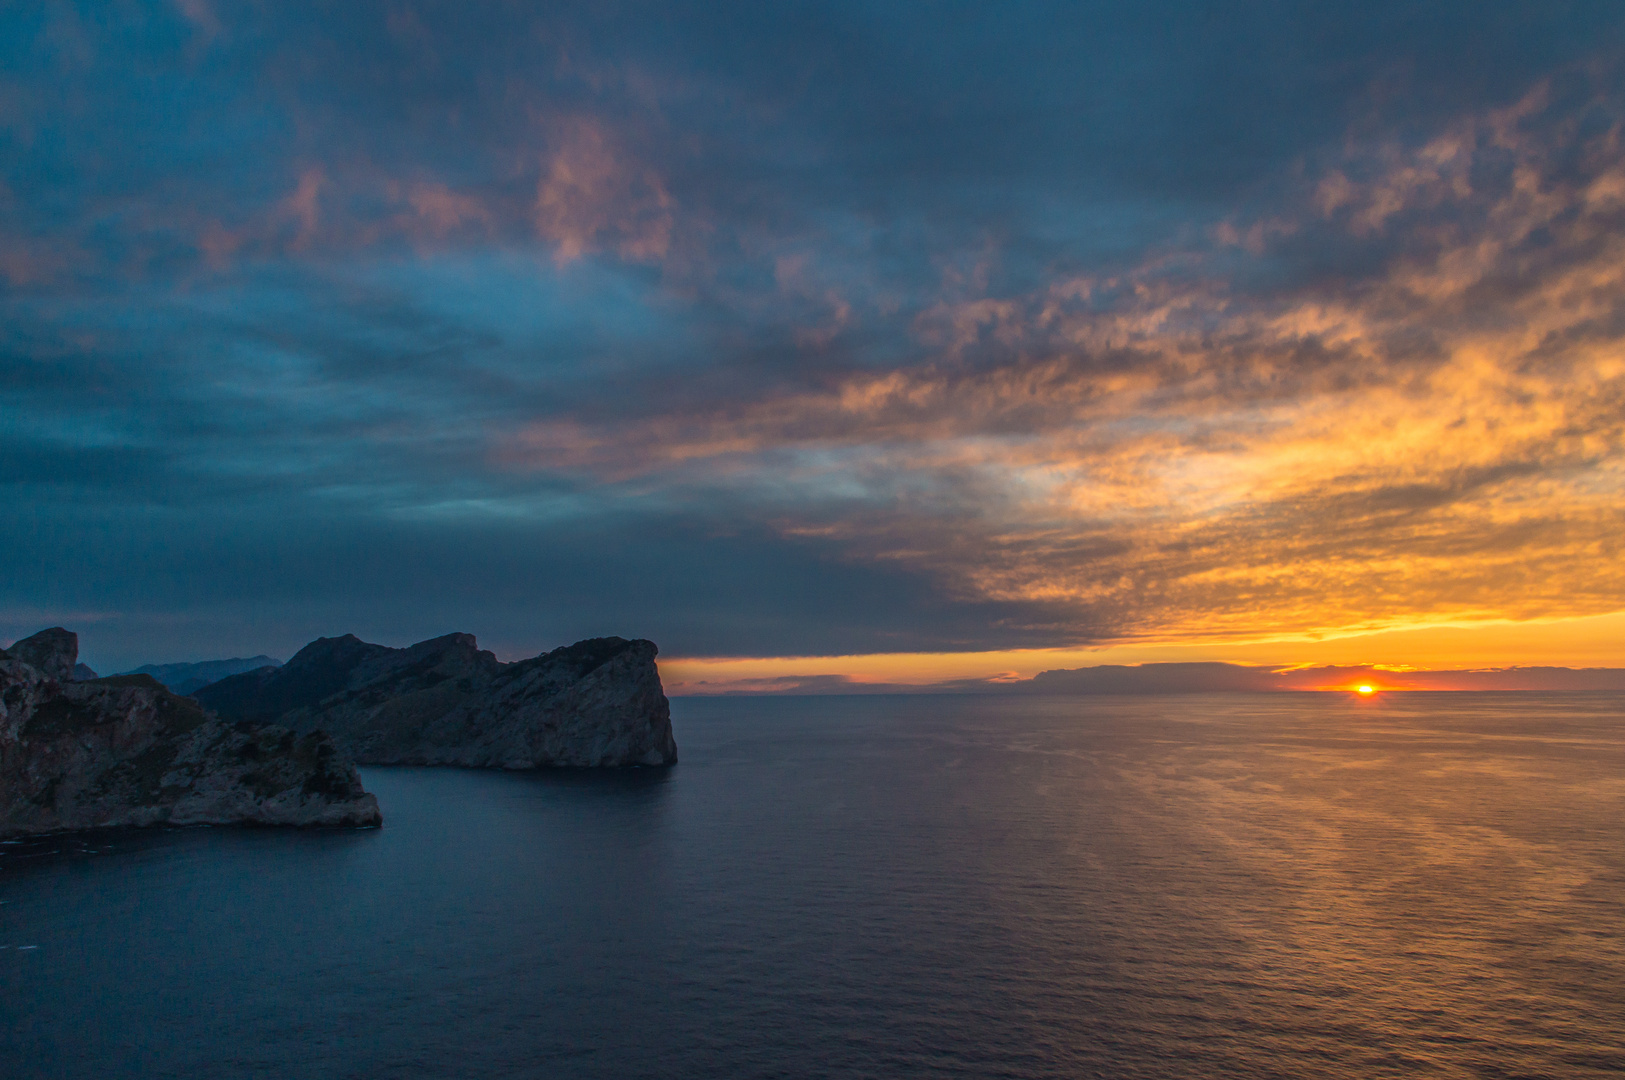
[3,1,1625,667]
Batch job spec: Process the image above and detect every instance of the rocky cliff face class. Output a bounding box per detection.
[8,627,77,681]
[1,628,381,838]
[196,633,677,768]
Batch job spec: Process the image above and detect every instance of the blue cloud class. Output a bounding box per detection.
[4,1,1624,667]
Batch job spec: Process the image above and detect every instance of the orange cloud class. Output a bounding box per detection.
[661,610,1625,691]
[500,81,1625,652]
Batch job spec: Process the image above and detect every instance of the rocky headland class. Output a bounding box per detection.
[1,628,381,839]
[195,632,677,768]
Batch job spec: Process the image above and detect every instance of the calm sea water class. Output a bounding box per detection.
[3,693,1623,1079]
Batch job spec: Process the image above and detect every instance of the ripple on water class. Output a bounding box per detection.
[1,692,1622,1079]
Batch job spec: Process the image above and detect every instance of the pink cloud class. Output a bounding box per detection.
[281,167,326,250]
[493,80,1625,645]
[534,117,674,265]
[404,182,493,240]
[170,0,223,46]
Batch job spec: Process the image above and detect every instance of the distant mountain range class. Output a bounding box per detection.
[673,661,1625,695]
[1020,663,1625,693]
[113,653,1625,700]
[120,656,283,697]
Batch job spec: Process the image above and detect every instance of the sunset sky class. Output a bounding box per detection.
[5,2,1625,684]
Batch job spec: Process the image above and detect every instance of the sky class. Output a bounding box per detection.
[4,1,1625,684]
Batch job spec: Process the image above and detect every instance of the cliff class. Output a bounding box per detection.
[195,632,677,768]
[1,628,381,838]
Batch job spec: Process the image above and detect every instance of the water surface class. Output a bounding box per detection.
[4,693,1623,1078]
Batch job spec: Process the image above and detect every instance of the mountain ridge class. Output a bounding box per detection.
[121,656,285,697]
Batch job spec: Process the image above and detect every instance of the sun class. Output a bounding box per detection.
[1357,685,1375,695]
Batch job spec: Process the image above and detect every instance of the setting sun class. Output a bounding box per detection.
[7,6,1625,1080]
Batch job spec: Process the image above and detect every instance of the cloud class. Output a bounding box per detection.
[170,0,223,46]
[4,3,1624,665]
[534,117,675,265]
[403,182,492,239]
[490,77,1625,645]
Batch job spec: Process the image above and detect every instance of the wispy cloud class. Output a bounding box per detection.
[3,3,1623,665]
[494,79,1625,645]
[534,117,674,265]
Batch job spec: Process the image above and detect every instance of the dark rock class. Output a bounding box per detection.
[197,635,399,723]
[73,662,99,681]
[5,627,77,683]
[123,656,284,697]
[196,632,677,768]
[1,629,381,839]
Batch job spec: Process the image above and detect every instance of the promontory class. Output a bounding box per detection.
[1,628,381,838]
[194,632,678,769]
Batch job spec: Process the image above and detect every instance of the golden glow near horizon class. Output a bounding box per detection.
[514,86,1625,675]
[1357,685,1375,694]
[660,609,1625,692]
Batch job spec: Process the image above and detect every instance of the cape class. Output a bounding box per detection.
[195,632,677,768]
[1,628,381,838]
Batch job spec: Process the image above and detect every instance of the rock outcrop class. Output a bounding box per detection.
[1,628,381,839]
[196,632,677,768]
[8,626,77,682]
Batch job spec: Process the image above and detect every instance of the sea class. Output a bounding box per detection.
[3,693,1623,1079]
